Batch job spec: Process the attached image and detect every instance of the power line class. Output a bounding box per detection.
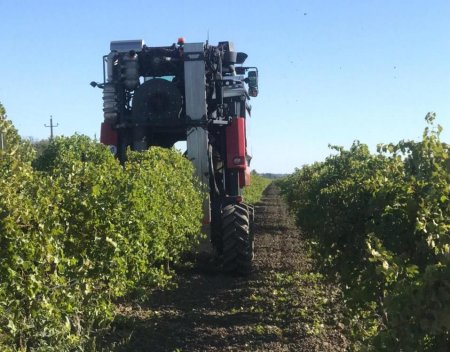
[44,115,59,140]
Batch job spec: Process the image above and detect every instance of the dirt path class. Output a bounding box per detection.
[100,184,348,351]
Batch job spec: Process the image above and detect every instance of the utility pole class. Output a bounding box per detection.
[44,115,59,140]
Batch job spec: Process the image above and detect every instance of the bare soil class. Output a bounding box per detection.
[99,184,348,351]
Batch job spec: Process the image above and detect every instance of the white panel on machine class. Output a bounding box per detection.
[110,40,144,52]
[184,42,211,223]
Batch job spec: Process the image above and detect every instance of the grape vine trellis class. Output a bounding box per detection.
[279,114,450,351]
[0,116,204,351]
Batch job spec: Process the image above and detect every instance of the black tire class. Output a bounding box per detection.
[211,201,224,255]
[221,203,253,274]
[236,203,255,261]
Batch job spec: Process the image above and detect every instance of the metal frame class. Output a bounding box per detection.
[184,42,211,223]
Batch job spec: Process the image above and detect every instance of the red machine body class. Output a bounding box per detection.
[226,117,251,189]
[100,122,118,146]
[243,167,251,189]
[226,117,246,170]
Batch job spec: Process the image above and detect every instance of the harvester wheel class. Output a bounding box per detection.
[235,203,255,260]
[221,204,253,274]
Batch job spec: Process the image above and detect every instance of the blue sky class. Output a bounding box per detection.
[1,0,449,173]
